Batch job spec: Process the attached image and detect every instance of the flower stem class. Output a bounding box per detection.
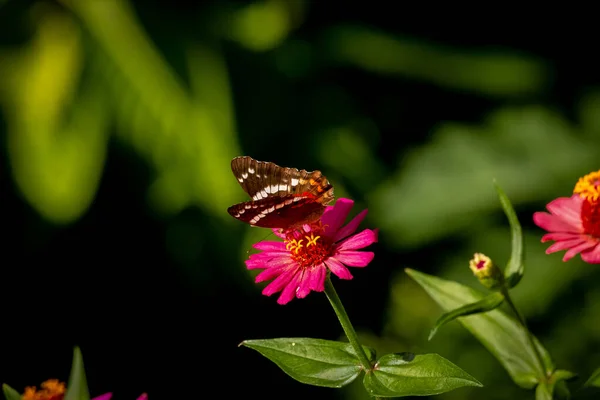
[324,275,373,371]
[502,288,549,380]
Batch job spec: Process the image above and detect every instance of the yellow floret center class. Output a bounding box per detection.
[573,170,600,202]
[574,170,600,237]
[285,231,331,268]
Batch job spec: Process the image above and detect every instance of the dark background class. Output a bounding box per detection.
[1,1,600,399]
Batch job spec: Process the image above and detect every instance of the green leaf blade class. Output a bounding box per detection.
[64,346,90,400]
[551,369,576,383]
[241,338,370,388]
[2,384,21,400]
[364,353,482,397]
[536,382,553,400]
[429,292,505,340]
[494,181,524,288]
[406,268,553,388]
[584,366,600,388]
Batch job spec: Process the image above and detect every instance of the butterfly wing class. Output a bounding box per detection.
[227,195,328,229]
[228,156,335,229]
[230,156,334,204]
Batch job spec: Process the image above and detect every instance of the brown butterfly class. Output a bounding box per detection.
[227,156,334,230]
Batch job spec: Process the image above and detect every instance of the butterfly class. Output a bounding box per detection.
[227,156,335,230]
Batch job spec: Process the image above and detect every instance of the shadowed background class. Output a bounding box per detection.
[1,1,600,399]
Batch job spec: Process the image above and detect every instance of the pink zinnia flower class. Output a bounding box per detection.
[533,170,600,263]
[246,198,378,304]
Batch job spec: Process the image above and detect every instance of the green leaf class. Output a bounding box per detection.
[584,367,600,388]
[241,338,373,388]
[494,181,524,288]
[554,381,571,400]
[551,370,576,383]
[536,382,553,400]
[1,8,111,225]
[64,346,90,400]
[2,384,21,400]
[429,291,505,340]
[406,268,553,388]
[62,0,242,218]
[363,352,482,397]
[327,25,549,97]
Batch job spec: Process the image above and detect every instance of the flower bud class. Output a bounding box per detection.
[469,253,504,290]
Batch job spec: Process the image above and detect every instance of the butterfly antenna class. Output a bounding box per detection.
[245,228,281,255]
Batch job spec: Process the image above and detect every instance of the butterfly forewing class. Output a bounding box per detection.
[231,156,334,203]
[228,156,335,230]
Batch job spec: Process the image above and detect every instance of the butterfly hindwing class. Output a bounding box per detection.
[227,195,327,229]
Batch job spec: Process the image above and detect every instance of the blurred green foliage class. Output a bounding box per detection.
[2,1,600,399]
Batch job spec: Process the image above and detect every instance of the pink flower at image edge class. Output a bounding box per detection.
[533,194,600,263]
[246,198,378,304]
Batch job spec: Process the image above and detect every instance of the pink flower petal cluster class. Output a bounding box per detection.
[533,170,600,264]
[246,198,378,304]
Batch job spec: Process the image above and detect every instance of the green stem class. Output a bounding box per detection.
[324,275,372,371]
[502,288,548,380]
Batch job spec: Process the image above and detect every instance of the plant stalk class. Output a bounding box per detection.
[502,288,549,380]
[324,276,372,371]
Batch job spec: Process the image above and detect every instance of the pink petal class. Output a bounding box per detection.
[333,209,368,242]
[333,251,374,267]
[277,271,303,304]
[336,229,378,251]
[546,195,584,225]
[325,258,353,280]
[533,196,583,233]
[92,394,112,400]
[321,198,354,236]
[581,244,600,263]
[247,251,288,260]
[262,264,300,296]
[296,269,312,298]
[253,241,286,251]
[541,232,585,242]
[255,261,297,283]
[308,264,326,291]
[545,237,587,254]
[533,212,581,233]
[562,239,598,261]
[246,254,293,270]
[136,395,149,400]
[288,264,327,300]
